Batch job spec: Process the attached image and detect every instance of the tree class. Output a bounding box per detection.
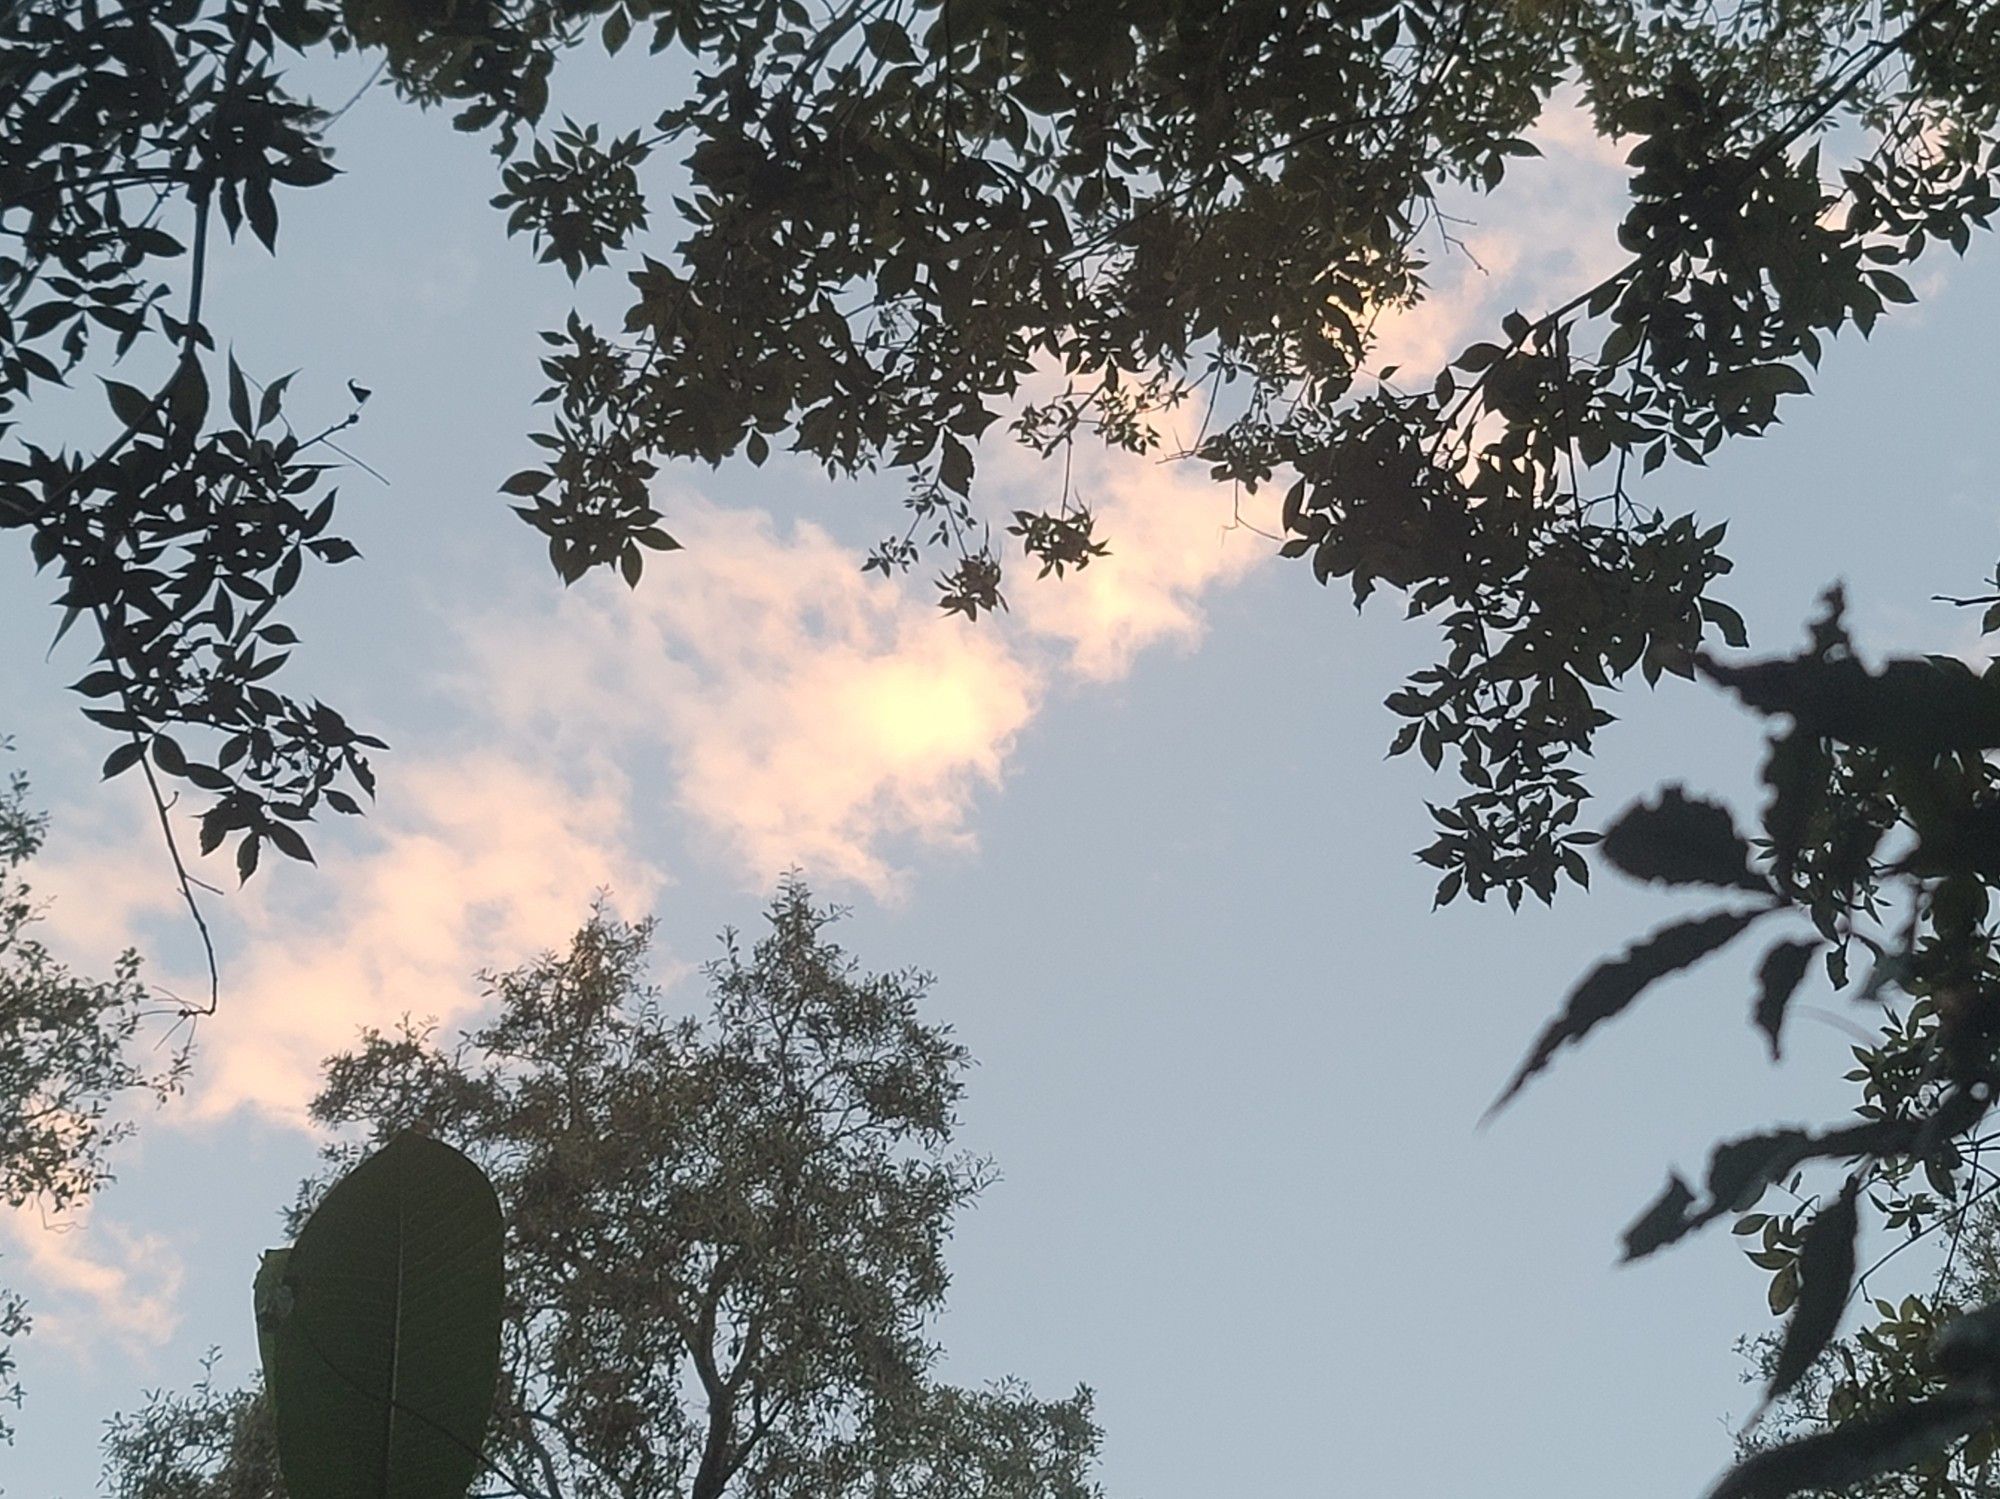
[102,880,1105,1499]
[0,746,183,1443]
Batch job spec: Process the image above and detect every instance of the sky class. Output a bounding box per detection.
[4,40,2000,1499]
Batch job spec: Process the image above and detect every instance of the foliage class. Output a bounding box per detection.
[0,750,183,1444]
[256,1132,504,1499]
[12,2,2000,913]
[103,880,1104,1499]
[1481,586,2000,1495]
[0,0,383,897]
[368,0,2000,906]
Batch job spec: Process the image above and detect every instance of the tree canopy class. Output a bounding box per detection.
[102,881,1104,1499]
[9,0,2000,910]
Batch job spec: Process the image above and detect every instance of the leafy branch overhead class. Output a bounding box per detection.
[13,2,2000,915]
[0,0,386,911]
[426,0,2000,907]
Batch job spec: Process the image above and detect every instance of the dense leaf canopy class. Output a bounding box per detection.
[9,0,2000,909]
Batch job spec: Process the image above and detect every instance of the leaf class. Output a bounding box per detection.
[103,378,156,431]
[939,432,973,496]
[265,821,315,865]
[1622,1175,1697,1260]
[498,470,551,496]
[151,734,188,776]
[1701,651,2000,754]
[228,355,254,432]
[1600,785,1769,892]
[1707,1392,1990,1499]
[254,1247,293,1422]
[101,740,145,780]
[1700,596,1750,649]
[245,175,279,251]
[169,356,209,432]
[1489,908,1766,1116]
[262,1133,504,1499]
[69,670,125,698]
[1764,1180,1860,1406]
[1753,940,1820,1059]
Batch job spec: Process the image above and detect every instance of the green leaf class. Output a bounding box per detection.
[254,1247,293,1422]
[263,1133,504,1499]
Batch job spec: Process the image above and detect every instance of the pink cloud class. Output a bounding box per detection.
[2,1204,183,1358]
[464,500,1042,897]
[32,754,663,1124]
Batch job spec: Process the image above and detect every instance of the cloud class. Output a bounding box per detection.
[1,1204,182,1359]
[33,753,663,1125]
[1369,95,1632,376]
[462,499,1043,897]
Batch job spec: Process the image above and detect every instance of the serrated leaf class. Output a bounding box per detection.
[1489,907,1766,1115]
[1600,785,1769,892]
[1754,940,1820,1059]
[1764,1180,1860,1406]
[1707,1394,1989,1499]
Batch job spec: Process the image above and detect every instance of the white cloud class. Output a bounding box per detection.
[33,753,663,1125]
[2,1204,182,1359]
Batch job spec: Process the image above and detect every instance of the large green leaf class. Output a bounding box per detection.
[259,1132,504,1499]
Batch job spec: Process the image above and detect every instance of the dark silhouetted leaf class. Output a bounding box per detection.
[1600,785,1769,892]
[151,734,187,776]
[1622,1175,1697,1260]
[1702,651,2000,754]
[101,740,145,780]
[1765,1180,1859,1406]
[1708,1393,1990,1499]
[1490,907,1765,1115]
[1753,940,1819,1059]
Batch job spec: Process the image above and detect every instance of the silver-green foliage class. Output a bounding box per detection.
[105,879,1103,1499]
[0,754,181,1443]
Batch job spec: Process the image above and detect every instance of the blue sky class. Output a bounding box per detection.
[4,44,1999,1499]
